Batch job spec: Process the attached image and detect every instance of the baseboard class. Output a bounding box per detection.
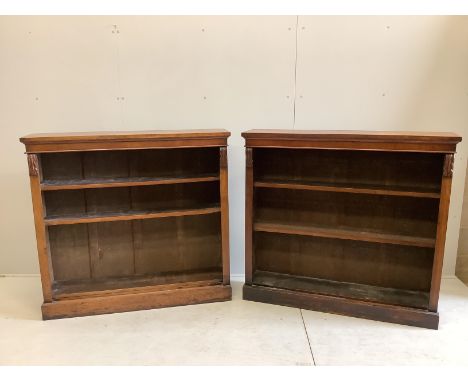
[230,274,245,282]
[0,273,458,282]
[0,274,40,277]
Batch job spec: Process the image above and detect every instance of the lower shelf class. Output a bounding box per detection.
[254,222,435,248]
[243,283,438,329]
[44,282,231,320]
[253,271,429,309]
[53,268,223,300]
[45,206,220,226]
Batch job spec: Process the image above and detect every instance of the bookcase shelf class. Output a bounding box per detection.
[20,129,232,319]
[242,129,462,329]
[253,271,429,310]
[41,175,220,191]
[254,180,441,199]
[253,222,436,248]
[53,268,223,300]
[45,206,221,226]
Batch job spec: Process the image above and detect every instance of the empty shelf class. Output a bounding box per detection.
[53,268,223,300]
[42,175,220,191]
[254,180,441,199]
[253,271,429,309]
[254,222,436,248]
[45,206,221,226]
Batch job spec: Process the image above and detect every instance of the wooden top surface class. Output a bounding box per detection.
[20,129,230,153]
[242,129,461,152]
[20,129,230,144]
[242,129,461,143]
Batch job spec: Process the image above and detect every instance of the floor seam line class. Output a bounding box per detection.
[300,308,316,366]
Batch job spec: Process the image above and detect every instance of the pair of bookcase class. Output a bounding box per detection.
[20,129,461,329]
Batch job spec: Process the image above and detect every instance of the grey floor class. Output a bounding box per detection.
[1,276,468,365]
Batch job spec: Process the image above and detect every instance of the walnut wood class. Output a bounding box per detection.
[254,222,436,248]
[55,279,223,301]
[44,207,221,226]
[242,130,461,153]
[28,154,53,302]
[53,269,222,300]
[243,129,461,329]
[41,175,220,191]
[253,270,429,309]
[42,284,232,320]
[21,130,231,319]
[219,147,230,285]
[27,153,39,176]
[243,284,439,329]
[429,154,454,311]
[245,147,254,284]
[254,180,441,199]
[442,153,454,177]
[21,129,230,153]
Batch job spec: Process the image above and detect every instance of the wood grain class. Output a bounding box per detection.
[21,129,231,319]
[242,129,460,329]
[43,284,232,320]
[242,129,461,153]
[41,175,220,191]
[429,154,454,311]
[253,270,429,309]
[44,207,221,226]
[28,154,54,302]
[254,180,440,199]
[254,222,436,248]
[243,284,439,329]
[53,269,222,300]
[21,129,230,153]
[245,147,254,283]
[219,147,230,285]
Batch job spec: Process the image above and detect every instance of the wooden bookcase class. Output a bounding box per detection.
[242,130,462,329]
[20,130,231,319]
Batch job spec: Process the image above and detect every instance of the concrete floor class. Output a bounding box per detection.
[1,276,468,365]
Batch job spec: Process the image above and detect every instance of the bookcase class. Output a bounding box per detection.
[242,130,462,329]
[20,130,231,319]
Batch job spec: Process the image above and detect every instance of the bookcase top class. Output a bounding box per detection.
[20,129,230,153]
[241,130,462,153]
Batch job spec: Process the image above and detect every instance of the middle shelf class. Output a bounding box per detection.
[254,221,436,248]
[45,206,221,226]
[41,174,220,191]
[253,186,439,249]
[254,179,441,199]
[43,181,221,226]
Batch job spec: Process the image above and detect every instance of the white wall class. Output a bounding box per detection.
[0,16,467,276]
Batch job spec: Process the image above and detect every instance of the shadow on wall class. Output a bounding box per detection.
[402,16,468,277]
[456,165,468,285]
